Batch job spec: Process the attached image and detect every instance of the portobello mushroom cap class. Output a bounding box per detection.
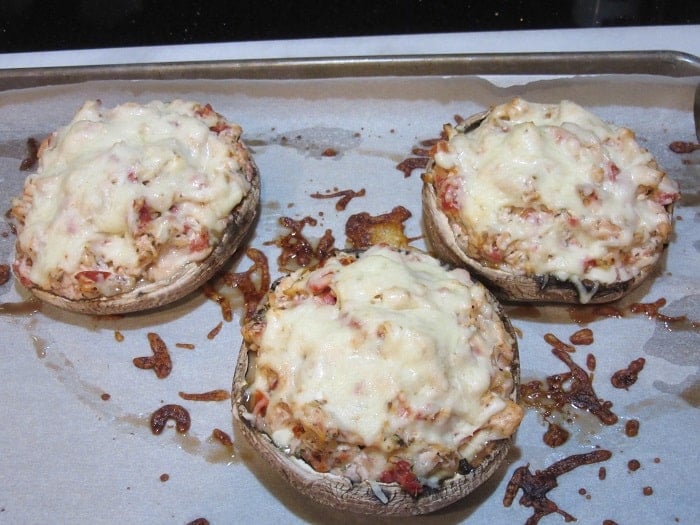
[421,103,678,304]
[232,246,521,515]
[11,100,260,315]
[28,165,259,315]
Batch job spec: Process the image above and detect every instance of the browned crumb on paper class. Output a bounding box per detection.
[396,131,447,177]
[114,330,124,342]
[150,404,190,435]
[625,419,640,437]
[268,215,317,269]
[186,519,210,525]
[206,321,223,340]
[263,216,336,272]
[610,358,645,390]
[133,332,172,379]
[544,333,576,353]
[159,473,169,482]
[542,422,569,448]
[202,283,233,322]
[175,342,196,350]
[0,264,10,286]
[345,205,413,249]
[310,187,366,211]
[628,297,687,324]
[178,389,230,402]
[586,353,596,372]
[669,140,700,154]
[396,156,430,178]
[520,347,618,425]
[212,428,234,447]
[503,449,612,525]
[221,248,271,321]
[568,296,695,327]
[19,137,39,171]
[569,328,594,345]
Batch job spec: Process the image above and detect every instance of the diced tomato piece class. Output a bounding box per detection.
[485,246,504,264]
[251,390,269,417]
[194,103,214,117]
[189,229,210,252]
[13,261,34,288]
[583,258,597,273]
[653,191,679,206]
[310,285,337,305]
[209,122,229,134]
[134,198,154,227]
[317,291,337,305]
[379,459,423,497]
[307,270,337,304]
[75,270,112,282]
[439,179,461,213]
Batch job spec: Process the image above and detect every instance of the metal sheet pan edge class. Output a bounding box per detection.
[0,50,699,92]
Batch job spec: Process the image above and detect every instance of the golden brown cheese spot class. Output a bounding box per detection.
[345,205,412,249]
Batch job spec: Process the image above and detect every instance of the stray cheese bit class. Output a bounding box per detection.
[345,205,412,249]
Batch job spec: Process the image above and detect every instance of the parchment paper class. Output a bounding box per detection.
[0,72,698,525]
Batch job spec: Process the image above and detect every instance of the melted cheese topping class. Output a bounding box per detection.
[243,246,521,487]
[431,98,679,288]
[12,100,253,299]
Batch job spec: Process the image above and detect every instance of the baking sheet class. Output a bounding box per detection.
[0,55,699,525]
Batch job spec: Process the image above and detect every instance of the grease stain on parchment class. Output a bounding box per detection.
[249,127,362,159]
[643,294,700,407]
[41,345,241,464]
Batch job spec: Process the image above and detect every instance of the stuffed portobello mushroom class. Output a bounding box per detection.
[10,99,260,314]
[421,97,679,304]
[233,245,522,515]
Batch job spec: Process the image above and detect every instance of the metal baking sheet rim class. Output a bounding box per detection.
[0,47,698,525]
[1,50,699,91]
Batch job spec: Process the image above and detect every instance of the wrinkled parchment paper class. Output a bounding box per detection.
[1,72,698,525]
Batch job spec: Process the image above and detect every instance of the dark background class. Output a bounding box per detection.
[1,0,699,54]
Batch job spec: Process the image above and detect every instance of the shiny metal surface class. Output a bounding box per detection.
[1,50,699,91]
[694,82,700,141]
